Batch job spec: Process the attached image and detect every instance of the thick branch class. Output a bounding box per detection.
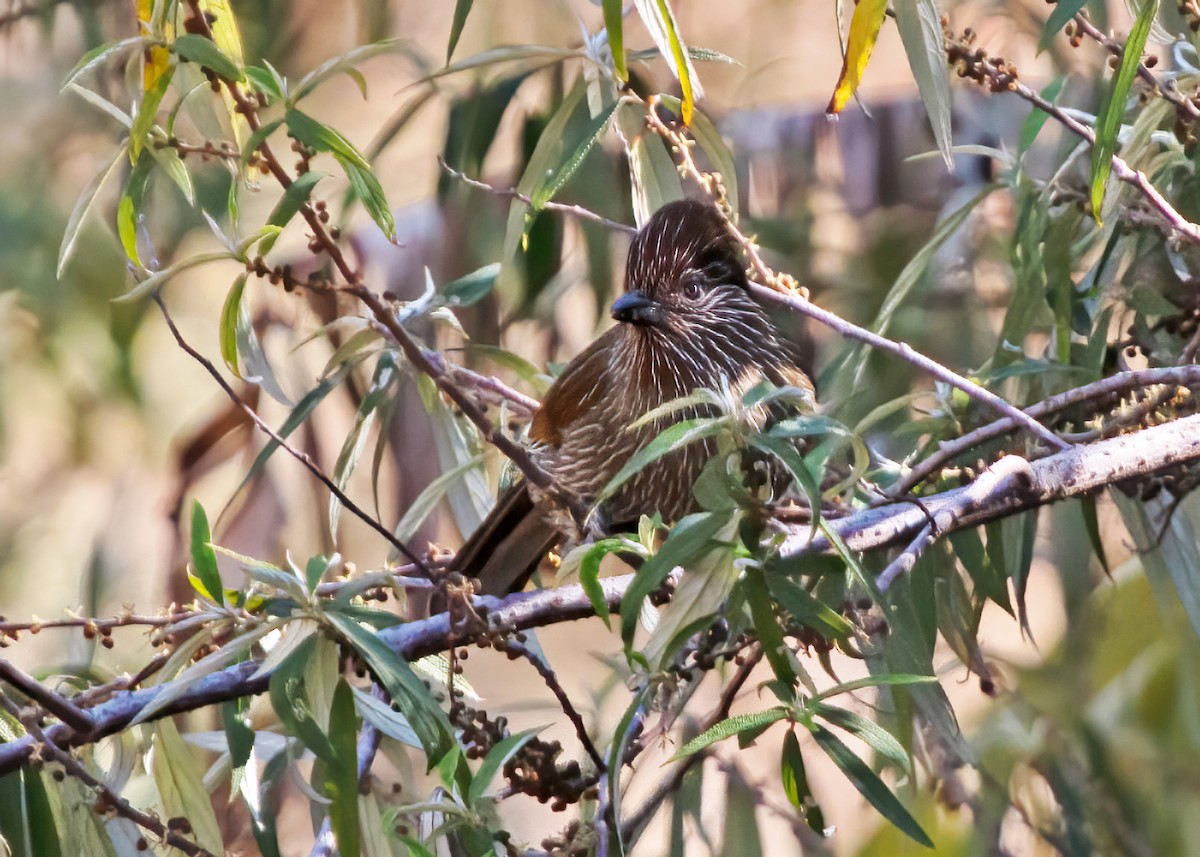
[1,413,1196,775]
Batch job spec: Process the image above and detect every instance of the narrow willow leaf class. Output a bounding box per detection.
[245,65,286,102]
[239,366,348,490]
[767,574,854,639]
[324,612,455,764]
[1019,76,1066,154]
[326,681,362,857]
[219,274,247,377]
[809,724,933,847]
[620,510,733,647]
[330,355,397,539]
[672,708,789,760]
[446,0,474,63]
[293,40,403,102]
[600,417,725,503]
[417,44,580,84]
[747,434,822,536]
[780,730,811,811]
[634,0,703,124]
[64,82,132,127]
[811,702,910,772]
[117,250,235,303]
[58,147,124,278]
[393,455,483,542]
[129,64,174,165]
[173,33,243,81]
[147,144,194,204]
[62,36,146,89]
[894,0,953,169]
[603,0,627,80]
[1090,0,1158,221]
[148,720,226,854]
[189,500,223,606]
[441,263,499,308]
[1080,497,1111,577]
[352,687,420,748]
[744,566,796,687]
[615,97,685,225]
[467,728,541,806]
[812,672,936,702]
[828,0,888,114]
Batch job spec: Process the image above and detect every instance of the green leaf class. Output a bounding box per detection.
[189,500,223,606]
[1090,0,1158,221]
[621,510,734,648]
[116,151,154,267]
[767,573,854,639]
[467,728,540,806]
[263,170,325,252]
[62,36,147,89]
[58,146,125,279]
[1039,0,1089,52]
[780,729,816,822]
[173,33,244,81]
[393,455,484,542]
[129,63,174,165]
[809,724,933,847]
[285,109,396,240]
[744,566,795,688]
[599,417,725,503]
[672,708,789,760]
[219,274,247,377]
[446,0,474,63]
[324,612,455,764]
[326,680,362,857]
[1019,76,1066,154]
[330,354,398,539]
[811,672,937,702]
[292,40,404,102]
[117,249,237,303]
[441,263,499,308]
[1080,497,1111,577]
[634,0,703,124]
[239,367,348,490]
[563,537,642,630]
[747,433,822,535]
[894,0,953,169]
[245,63,286,102]
[811,702,910,772]
[604,0,627,80]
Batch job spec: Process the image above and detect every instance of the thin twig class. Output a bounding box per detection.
[152,293,434,577]
[438,158,637,235]
[0,660,93,734]
[501,638,605,771]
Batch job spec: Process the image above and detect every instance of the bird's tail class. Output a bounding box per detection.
[456,482,559,597]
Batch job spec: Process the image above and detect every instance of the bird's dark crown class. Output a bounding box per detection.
[623,200,748,308]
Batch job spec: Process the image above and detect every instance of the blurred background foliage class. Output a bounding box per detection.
[2,0,1200,854]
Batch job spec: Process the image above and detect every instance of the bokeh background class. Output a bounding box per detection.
[4,0,1197,855]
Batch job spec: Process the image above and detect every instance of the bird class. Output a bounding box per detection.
[456,198,814,597]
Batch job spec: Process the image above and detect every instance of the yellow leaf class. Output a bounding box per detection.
[201,0,248,149]
[136,0,170,92]
[827,0,889,114]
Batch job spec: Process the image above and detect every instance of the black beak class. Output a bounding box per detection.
[611,290,665,327]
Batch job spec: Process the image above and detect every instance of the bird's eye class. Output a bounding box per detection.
[681,277,705,300]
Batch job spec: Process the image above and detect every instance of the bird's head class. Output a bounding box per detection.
[611,199,760,337]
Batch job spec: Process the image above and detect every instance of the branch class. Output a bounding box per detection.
[2,411,1195,775]
[889,366,1200,497]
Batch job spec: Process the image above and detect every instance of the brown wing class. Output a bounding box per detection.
[530,331,616,444]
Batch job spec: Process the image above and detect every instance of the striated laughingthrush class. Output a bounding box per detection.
[457,199,814,597]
